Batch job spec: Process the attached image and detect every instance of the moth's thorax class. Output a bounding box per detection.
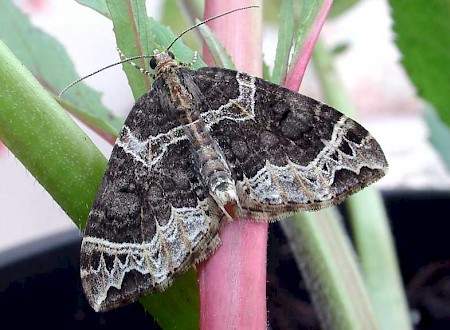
[158,67,199,124]
[167,73,198,122]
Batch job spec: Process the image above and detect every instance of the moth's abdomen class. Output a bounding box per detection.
[185,119,238,218]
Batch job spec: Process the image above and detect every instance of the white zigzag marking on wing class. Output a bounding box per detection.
[238,116,386,205]
[117,72,256,168]
[202,72,256,128]
[116,125,188,168]
[81,198,211,309]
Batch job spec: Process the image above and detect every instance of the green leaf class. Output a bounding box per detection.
[389,0,450,126]
[0,0,121,141]
[161,0,200,50]
[149,18,206,69]
[56,97,121,140]
[76,0,110,18]
[272,0,294,84]
[272,0,331,86]
[262,60,272,82]
[104,0,153,98]
[328,0,359,18]
[424,105,450,171]
[263,0,283,23]
[290,0,326,62]
[331,42,349,55]
[93,0,205,99]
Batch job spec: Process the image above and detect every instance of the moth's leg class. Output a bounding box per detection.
[117,48,154,79]
[180,51,198,67]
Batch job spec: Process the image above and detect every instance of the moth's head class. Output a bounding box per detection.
[150,50,177,74]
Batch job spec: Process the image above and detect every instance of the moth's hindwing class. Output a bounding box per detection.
[80,83,222,312]
[191,67,388,220]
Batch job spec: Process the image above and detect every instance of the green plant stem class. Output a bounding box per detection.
[139,268,200,330]
[282,209,380,329]
[348,189,411,330]
[272,0,294,85]
[0,40,106,227]
[312,39,412,330]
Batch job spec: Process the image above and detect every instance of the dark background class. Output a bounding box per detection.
[1,191,449,329]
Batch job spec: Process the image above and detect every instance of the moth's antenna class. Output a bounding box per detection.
[59,54,153,97]
[166,5,258,51]
[59,5,258,97]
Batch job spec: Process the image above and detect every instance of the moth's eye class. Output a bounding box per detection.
[149,57,157,70]
[168,51,175,59]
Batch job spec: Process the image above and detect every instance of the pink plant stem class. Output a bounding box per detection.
[284,0,333,91]
[197,1,267,329]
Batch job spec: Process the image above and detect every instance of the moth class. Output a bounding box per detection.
[64,8,388,312]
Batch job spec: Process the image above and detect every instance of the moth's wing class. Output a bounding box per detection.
[192,67,388,220]
[80,80,222,312]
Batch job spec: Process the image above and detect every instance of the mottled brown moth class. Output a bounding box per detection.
[61,7,388,312]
